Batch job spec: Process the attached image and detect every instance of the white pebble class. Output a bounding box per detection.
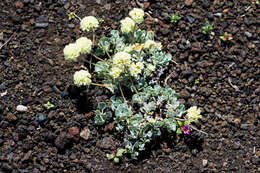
[202,159,208,167]
[16,105,28,112]
[80,128,90,140]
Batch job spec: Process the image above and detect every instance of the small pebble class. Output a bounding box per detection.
[186,16,195,23]
[16,105,28,112]
[244,31,252,38]
[80,128,91,140]
[36,113,47,124]
[202,159,208,167]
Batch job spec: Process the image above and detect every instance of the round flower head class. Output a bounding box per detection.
[129,8,145,24]
[156,42,162,50]
[76,37,92,54]
[80,16,99,32]
[132,43,144,52]
[120,17,135,33]
[64,43,81,61]
[186,106,202,122]
[113,52,131,66]
[129,62,144,77]
[74,70,92,86]
[144,40,156,49]
[110,66,123,79]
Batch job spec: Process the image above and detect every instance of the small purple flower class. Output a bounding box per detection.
[182,125,191,135]
[113,149,118,156]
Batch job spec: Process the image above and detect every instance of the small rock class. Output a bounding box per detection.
[35,23,48,28]
[191,148,198,156]
[186,16,195,23]
[244,31,252,38]
[7,113,17,122]
[233,142,240,150]
[185,0,193,6]
[179,89,190,99]
[202,159,208,167]
[0,103,5,113]
[233,118,241,125]
[214,13,222,18]
[15,1,24,8]
[208,13,214,20]
[97,136,114,149]
[36,113,47,125]
[80,128,90,140]
[16,105,28,112]
[21,150,32,162]
[1,163,12,173]
[181,70,193,78]
[68,126,80,141]
[55,132,72,150]
[59,0,68,4]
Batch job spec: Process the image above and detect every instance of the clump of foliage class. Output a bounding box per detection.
[63,8,203,161]
[170,13,180,24]
[220,32,233,41]
[202,22,213,35]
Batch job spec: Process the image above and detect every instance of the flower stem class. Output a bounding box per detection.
[124,68,139,94]
[91,53,112,66]
[118,82,127,103]
[91,83,112,87]
[74,14,81,21]
[100,42,112,59]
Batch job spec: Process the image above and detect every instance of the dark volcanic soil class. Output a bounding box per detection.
[0,0,259,172]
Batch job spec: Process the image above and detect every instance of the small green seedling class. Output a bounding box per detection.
[107,148,125,164]
[202,22,213,35]
[68,12,75,20]
[194,78,200,85]
[220,32,233,41]
[252,0,259,5]
[43,101,54,110]
[170,13,180,24]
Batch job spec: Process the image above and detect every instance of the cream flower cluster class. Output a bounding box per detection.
[63,37,92,61]
[129,62,144,77]
[120,17,135,33]
[76,37,92,54]
[80,16,99,32]
[64,43,81,61]
[110,66,123,79]
[74,70,92,86]
[113,52,131,66]
[144,40,162,50]
[186,106,202,122]
[129,8,145,24]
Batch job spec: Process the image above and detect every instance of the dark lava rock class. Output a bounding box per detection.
[0,103,5,113]
[186,16,195,23]
[35,16,49,28]
[36,113,48,125]
[179,89,190,99]
[55,132,73,150]
[1,163,12,173]
[97,136,114,149]
[44,131,56,143]
[181,70,193,78]
[68,126,80,141]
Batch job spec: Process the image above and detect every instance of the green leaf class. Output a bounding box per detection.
[107,154,114,160]
[176,128,182,134]
[98,102,107,112]
[94,110,106,125]
[99,37,111,52]
[116,149,125,157]
[114,157,120,163]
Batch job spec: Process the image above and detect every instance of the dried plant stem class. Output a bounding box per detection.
[91,53,112,66]
[125,69,139,95]
[118,82,127,103]
[0,34,14,50]
[189,125,208,135]
[74,14,81,21]
[91,83,112,87]
[100,42,112,59]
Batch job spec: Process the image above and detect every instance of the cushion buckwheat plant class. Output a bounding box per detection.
[64,9,204,161]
